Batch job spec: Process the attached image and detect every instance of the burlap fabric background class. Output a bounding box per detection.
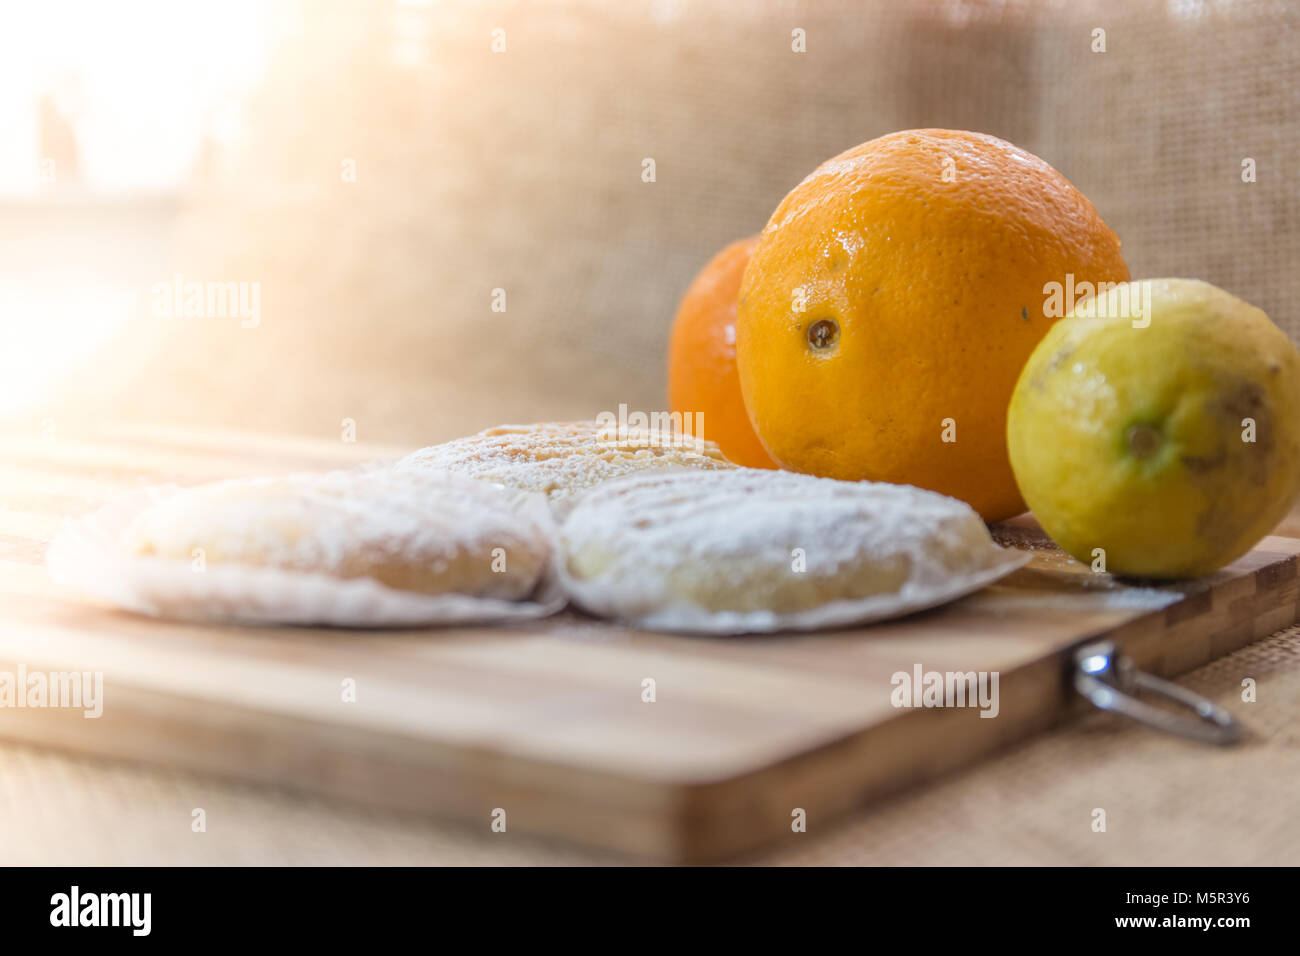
[70,0,1300,444]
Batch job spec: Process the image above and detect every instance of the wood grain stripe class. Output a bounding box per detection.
[1256,553,1297,592]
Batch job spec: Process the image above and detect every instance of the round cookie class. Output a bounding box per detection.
[123,467,552,601]
[396,421,737,515]
[559,469,1026,633]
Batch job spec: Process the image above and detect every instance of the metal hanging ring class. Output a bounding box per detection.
[1073,640,1243,746]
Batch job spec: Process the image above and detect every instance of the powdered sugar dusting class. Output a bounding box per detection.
[560,469,1027,633]
[123,466,554,601]
[48,470,568,627]
[988,522,1185,611]
[971,588,1181,614]
[395,421,737,515]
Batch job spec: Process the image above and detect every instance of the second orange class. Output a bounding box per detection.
[668,236,777,469]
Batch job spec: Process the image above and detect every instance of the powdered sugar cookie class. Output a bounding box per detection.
[49,468,563,627]
[559,469,1027,633]
[396,421,737,515]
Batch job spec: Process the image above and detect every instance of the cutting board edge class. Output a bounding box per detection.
[657,552,1300,862]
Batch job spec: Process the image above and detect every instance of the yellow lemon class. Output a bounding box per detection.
[1007,278,1300,578]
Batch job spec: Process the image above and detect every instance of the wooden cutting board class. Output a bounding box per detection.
[1,424,1296,863]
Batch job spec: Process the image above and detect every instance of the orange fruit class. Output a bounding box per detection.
[736,129,1130,521]
[668,236,778,468]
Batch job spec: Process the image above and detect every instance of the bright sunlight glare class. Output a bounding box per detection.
[0,0,269,415]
